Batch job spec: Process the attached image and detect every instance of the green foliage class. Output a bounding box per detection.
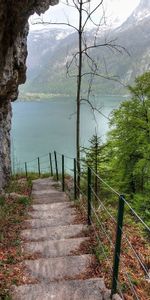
[94,243,110,262]
[81,134,108,198]
[0,196,5,206]
[132,194,150,227]
[128,71,150,99]
[82,134,103,168]
[83,72,150,226]
[107,72,150,193]
[81,134,109,179]
[104,72,150,225]
[1,296,12,300]
[17,197,31,206]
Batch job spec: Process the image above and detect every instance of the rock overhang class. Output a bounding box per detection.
[0,0,59,103]
[0,0,59,189]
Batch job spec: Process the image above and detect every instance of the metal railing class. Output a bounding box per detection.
[13,150,150,299]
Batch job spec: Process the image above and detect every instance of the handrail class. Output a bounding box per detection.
[90,167,150,233]
[13,149,150,232]
[90,167,120,196]
[13,150,150,299]
[122,196,150,233]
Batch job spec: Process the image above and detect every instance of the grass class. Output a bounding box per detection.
[0,177,32,299]
[66,180,150,300]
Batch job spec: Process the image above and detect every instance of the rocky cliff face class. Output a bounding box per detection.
[0,0,58,189]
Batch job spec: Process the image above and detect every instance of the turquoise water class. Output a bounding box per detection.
[11,96,124,172]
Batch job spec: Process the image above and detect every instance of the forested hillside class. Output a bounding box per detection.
[83,71,150,227]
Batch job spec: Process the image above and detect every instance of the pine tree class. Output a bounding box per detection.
[81,133,107,197]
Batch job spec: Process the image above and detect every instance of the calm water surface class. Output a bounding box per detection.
[11,96,124,171]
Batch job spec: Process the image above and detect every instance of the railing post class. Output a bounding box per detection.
[111,195,125,297]
[74,159,77,200]
[62,154,65,191]
[38,157,41,177]
[49,153,53,176]
[54,151,59,181]
[87,167,92,225]
[25,162,28,178]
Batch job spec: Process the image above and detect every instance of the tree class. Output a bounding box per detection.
[81,133,107,198]
[106,71,150,196]
[35,0,126,196]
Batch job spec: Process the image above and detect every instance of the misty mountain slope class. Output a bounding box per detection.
[20,0,150,96]
[26,28,74,79]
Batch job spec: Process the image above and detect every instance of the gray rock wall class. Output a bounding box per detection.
[0,100,12,189]
[0,0,58,189]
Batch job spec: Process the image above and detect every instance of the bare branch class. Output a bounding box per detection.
[83,51,98,73]
[80,71,127,88]
[32,20,79,33]
[82,0,104,30]
[81,98,110,121]
[66,51,79,70]
[82,4,105,28]
[61,0,80,11]
[82,38,130,56]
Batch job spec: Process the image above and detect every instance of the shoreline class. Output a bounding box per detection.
[18,93,129,102]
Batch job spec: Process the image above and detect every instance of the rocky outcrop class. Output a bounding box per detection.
[0,100,12,188]
[0,0,58,189]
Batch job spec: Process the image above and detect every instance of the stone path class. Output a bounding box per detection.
[11,178,113,300]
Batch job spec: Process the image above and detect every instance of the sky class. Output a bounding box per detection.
[29,0,140,31]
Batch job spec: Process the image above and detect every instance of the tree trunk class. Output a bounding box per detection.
[94,138,98,201]
[76,0,83,197]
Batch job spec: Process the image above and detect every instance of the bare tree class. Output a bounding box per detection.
[33,0,127,196]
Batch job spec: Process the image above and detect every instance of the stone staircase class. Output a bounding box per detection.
[11,178,112,300]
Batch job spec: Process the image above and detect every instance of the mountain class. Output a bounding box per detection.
[25,27,74,82]
[121,0,150,28]
[20,0,150,98]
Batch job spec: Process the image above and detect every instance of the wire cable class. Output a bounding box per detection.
[90,186,117,224]
[90,167,120,196]
[91,204,115,249]
[122,196,150,233]
[121,233,150,277]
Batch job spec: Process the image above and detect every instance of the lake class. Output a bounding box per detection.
[11,96,124,173]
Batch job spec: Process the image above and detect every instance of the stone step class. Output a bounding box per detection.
[24,255,94,281]
[11,278,108,300]
[32,193,68,204]
[32,187,66,196]
[32,178,57,186]
[32,189,65,196]
[21,224,88,240]
[23,237,89,258]
[32,185,58,191]
[25,214,76,228]
[32,180,60,191]
[32,202,73,211]
[10,178,115,300]
[28,207,76,220]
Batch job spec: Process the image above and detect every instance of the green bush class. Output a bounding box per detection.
[132,193,150,227]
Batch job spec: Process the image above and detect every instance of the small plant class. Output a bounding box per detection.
[0,196,5,206]
[17,196,31,206]
[1,295,12,300]
[6,255,17,265]
[12,239,21,246]
[120,282,128,293]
